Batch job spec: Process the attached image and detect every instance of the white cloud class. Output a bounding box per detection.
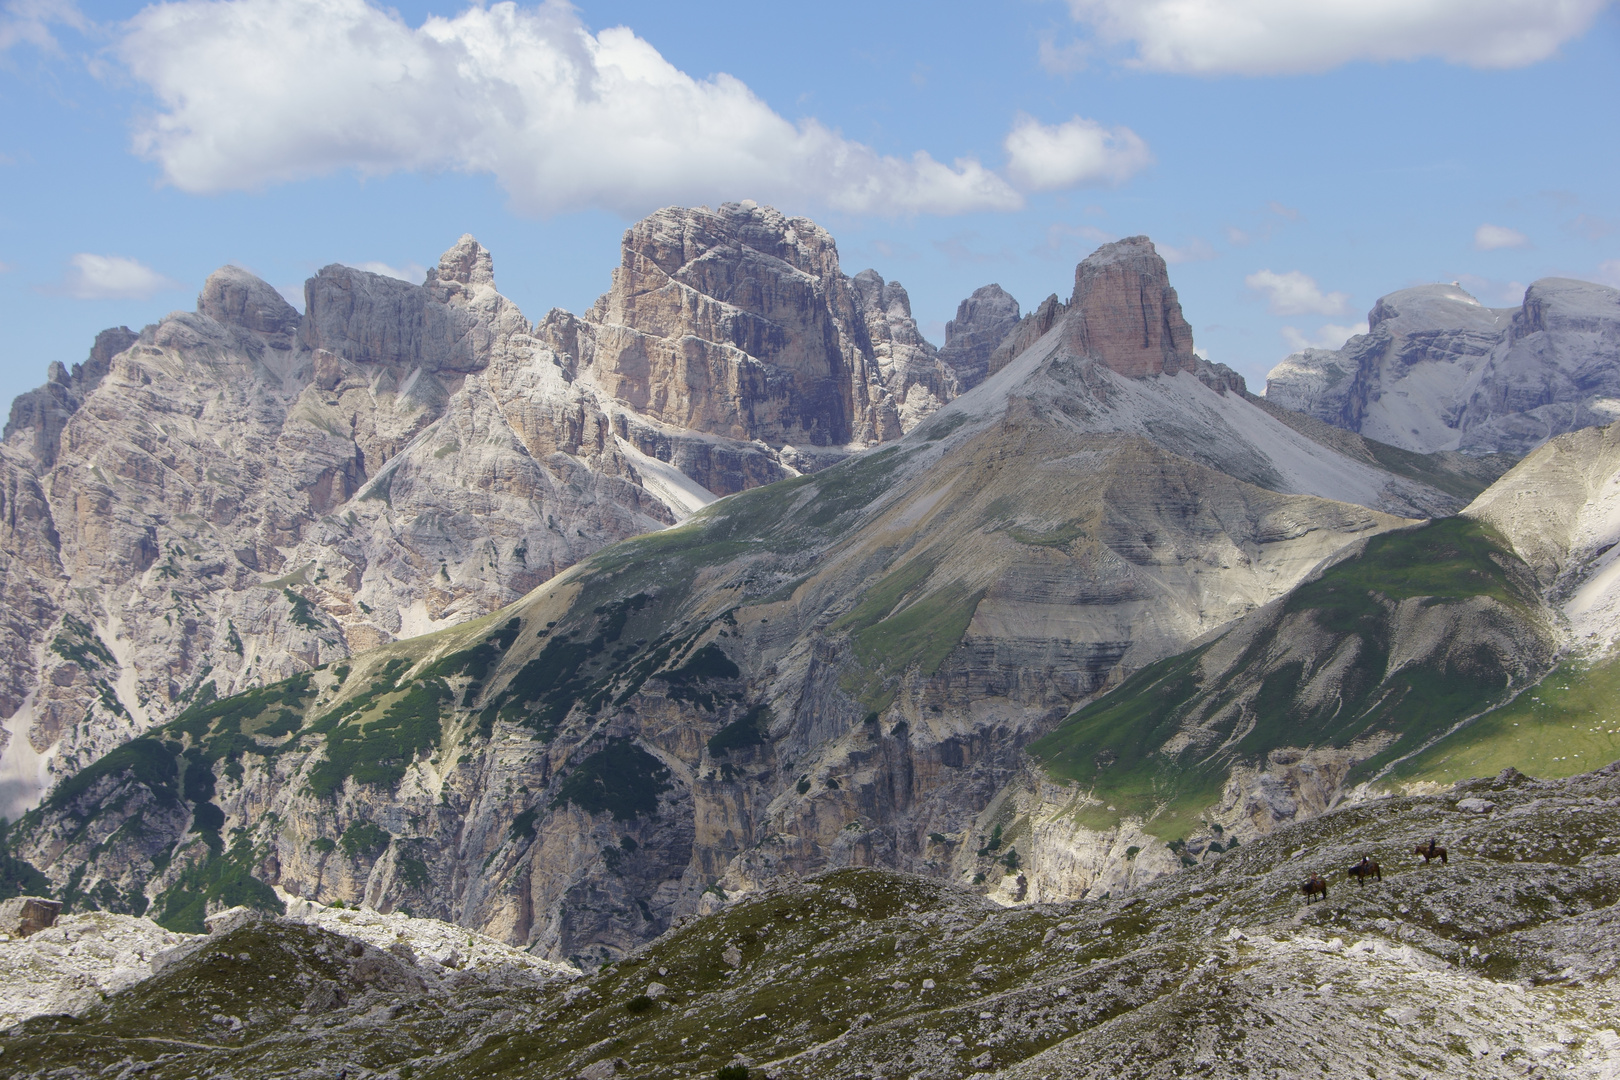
[57,254,179,299]
[1474,223,1530,251]
[1003,114,1153,190]
[0,0,85,52]
[1158,237,1216,264]
[349,260,427,284]
[1225,226,1250,246]
[1281,321,1369,352]
[1064,0,1611,75]
[1595,260,1620,289]
[1245,269,1350,315]
[116,0,1030,217]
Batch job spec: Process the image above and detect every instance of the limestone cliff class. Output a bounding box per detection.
[583,202,967,492]
[1265,277,1620,455]
[0,208,978,816]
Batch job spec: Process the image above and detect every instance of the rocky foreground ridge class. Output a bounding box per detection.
[3,235,1531,967]
[6,764,1620,1079]
[1265,276,1620,456]
[0,203,1023,814]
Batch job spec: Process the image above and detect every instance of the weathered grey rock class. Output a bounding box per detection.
[0,896,61,937]
[937,283,1020,391]
[1265,278,1620,455]
[198,265,299,337]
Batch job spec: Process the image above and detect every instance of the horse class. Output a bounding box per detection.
[1300,874,1328,904]
[1348,856,1381,885]
[1414,838,1448,865]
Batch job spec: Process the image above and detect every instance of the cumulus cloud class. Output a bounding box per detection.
[1064,0,1611,75]
[1474,223,1530,251]
[1282,321,1369,352]
[55,254,179,299]
[1003,114,1154,191]
[0,0,85,52]
[116,0,1038,217]
[1246,269,1350,315]
[349,260,427,284]
[1596,260,1620,289]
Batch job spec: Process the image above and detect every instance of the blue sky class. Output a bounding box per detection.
[1,0,1617,411]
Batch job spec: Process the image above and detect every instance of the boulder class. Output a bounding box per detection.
[0,896,61,937]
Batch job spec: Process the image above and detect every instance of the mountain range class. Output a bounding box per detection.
[3,206,1620,979]
[0,203,1020,815]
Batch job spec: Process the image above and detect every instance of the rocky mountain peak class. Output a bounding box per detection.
[1366,282,1497,336]
[427,233,495,290]
[938,283,1020,390]
[1266,274,1618,455]
[1065,235,1196,379]
[197,266,300,336]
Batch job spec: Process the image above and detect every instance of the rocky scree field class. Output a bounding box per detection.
[4,763,1620,1079]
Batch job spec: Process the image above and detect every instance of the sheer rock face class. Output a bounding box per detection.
[0,211,977,815]
[0,242,673,813]
[1265,278,1620,455]
[583,203,962,492]
[1065,236,1197,379]
[938,284,1021,391]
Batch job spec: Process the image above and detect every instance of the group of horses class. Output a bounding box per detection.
[1300,839,1447,904]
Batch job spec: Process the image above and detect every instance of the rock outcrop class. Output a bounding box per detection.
[0,207,984,815]
[586,202,966,492]
[937,284,1020,390]
[1265,277,1620,455]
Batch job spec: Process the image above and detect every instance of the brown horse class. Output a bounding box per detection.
[1300,874,1328,903]
[1414,838,1448,864]
[1348,856,1381,885]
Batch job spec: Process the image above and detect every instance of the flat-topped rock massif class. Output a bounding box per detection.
[1265,276,1620,455]
[0,205,976,816]
[3,234,1509,966]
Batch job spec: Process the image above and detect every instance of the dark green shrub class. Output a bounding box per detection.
[626,994,654,1013]
[339,820,390,859]
[717,1067,749,1080]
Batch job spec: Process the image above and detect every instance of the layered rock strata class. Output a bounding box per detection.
[0,205,974,814]
[1265,277,1620,455]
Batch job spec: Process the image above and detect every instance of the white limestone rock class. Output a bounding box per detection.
[1265,278,1620,456]
[0,912,195,1029]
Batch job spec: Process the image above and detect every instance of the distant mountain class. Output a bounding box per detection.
[3,236,1503,964]
[0,204,978,814]
[1265,277,1620,455]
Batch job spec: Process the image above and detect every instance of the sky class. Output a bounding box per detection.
[0,0,1617,412]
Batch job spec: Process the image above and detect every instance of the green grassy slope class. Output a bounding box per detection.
[1390,656,1620,786]
[1028,517,1550,841]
